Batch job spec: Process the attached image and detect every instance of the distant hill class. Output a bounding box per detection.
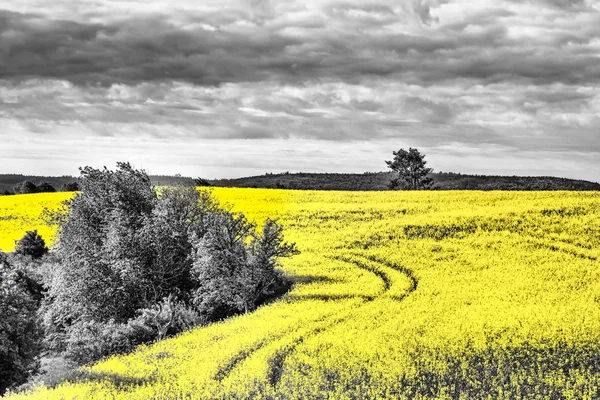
[0,175,77,194]
[1,172,598,194]
[149,175,197,187]
[430,172,600,191]
[0,174,198,194]
[210,172,600,191]
[210,172,394,191]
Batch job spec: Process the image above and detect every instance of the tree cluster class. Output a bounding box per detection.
[41,163,297,364]
[12,181,57,195]
[1,163,298,394]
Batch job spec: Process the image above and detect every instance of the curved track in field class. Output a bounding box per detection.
[212,252,419,388]
[264,254,419,388]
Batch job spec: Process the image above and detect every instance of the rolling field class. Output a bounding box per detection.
[3,189,600,399]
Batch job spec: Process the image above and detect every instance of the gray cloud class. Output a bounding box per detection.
[1,0,599,180]
[507,0,592,10]
[1,1,599,87]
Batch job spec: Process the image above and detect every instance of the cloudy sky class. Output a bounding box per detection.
[0,0,599,180]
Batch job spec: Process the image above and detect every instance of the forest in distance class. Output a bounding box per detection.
[1,171,599,194]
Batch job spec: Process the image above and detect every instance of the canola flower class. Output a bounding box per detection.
[2,189,600,399]
[0,192,72,252]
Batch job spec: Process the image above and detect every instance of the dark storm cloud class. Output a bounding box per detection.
[0,9,302,85]
[1,2,600,87]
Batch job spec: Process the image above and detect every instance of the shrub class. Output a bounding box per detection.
[63,297,201,364]
[63,320,150,365]
[14,231,49,259]
[0,253,43,395]
[132,295,202,341]
[192,215,298,320]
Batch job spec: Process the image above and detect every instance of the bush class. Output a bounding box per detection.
[13,181,38,194]
[0,253,43,395]
[63,320,151,365]
[14,231,49,259]
[192,215,298,320]
[63,297,201,364]
[132,295,202,341]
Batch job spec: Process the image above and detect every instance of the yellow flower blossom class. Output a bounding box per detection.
[3,189,600,399]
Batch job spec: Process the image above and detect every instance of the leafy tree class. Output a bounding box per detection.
[60,182,80,192]
[386,148,434,190]
[43,163,161,353]
[14,231,49,259]
[243,219,299,308]
[0,253,43,395]
[13,181,38,195]
[36,181,56,193]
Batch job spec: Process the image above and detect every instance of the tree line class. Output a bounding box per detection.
[0,163,298,395]
[2,181,80,196]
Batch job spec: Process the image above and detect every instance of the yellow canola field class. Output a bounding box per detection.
[3,188,600,399]
[0,192,72,252]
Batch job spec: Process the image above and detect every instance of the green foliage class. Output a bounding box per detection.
[14,231,49,259]
[35,181,56,193]
[59,182,80,192]
[43,163,297,364]
[0,253,43,395]
[13,181,38,195]
[386,148,434,190]
[64,297,202,364]
[209,172,600,191]
[192,215,298,319]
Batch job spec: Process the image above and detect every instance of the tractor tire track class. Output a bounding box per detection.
[213,256,380,384]
[358,254,419,293]
[265,255,418,389]
[212,307,345,382]
[334,255,391,293]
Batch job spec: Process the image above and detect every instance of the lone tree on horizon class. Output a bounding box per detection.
[386,148,434,190]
